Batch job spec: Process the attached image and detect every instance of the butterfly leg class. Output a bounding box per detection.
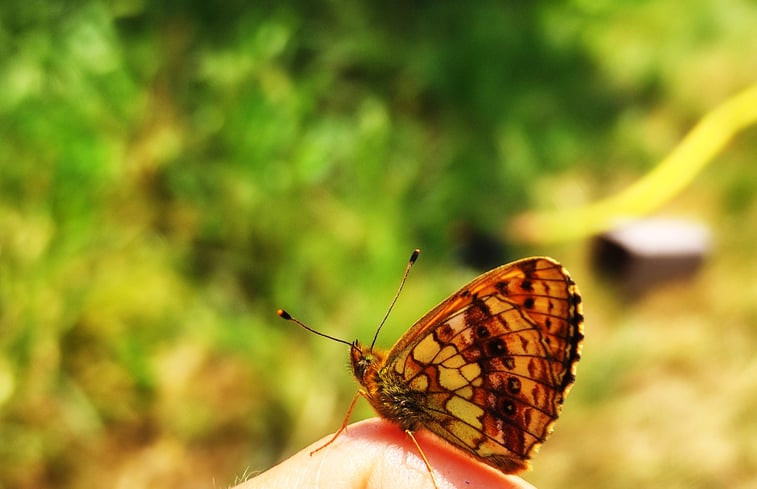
[309,391,361,456]
[406,430,440,489]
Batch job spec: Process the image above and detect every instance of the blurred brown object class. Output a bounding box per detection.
[591,218,711,297]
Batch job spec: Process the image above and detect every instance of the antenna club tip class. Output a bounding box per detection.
[277,309,292,320]
[410,248,421,262]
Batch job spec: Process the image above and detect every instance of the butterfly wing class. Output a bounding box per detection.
[385,257,583,473]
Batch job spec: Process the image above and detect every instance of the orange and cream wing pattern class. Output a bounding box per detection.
[386,257,583,473]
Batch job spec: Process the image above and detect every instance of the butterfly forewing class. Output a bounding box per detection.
[381,257,583,473]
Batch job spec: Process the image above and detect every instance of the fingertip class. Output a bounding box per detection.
[241,419,536,489]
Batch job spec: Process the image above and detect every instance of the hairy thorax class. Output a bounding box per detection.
[350,341,429,432]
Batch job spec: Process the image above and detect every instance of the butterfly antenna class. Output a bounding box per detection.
[277,309,353,347]
[369,248,420,352]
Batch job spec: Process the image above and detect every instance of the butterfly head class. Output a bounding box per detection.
[349,341,386,386]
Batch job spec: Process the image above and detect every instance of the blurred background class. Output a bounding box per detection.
[1,2,757,488]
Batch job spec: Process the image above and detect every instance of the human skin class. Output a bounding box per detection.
[238,418,536,489]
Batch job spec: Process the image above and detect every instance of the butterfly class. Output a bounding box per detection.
[278,250,583,487]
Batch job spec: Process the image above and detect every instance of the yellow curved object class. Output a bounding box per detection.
[511,84,757,244]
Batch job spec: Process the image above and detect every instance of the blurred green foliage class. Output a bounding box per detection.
[1,1,757,489]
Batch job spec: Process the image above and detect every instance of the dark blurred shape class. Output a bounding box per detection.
[452,221,510,271]
[592,218,711,297]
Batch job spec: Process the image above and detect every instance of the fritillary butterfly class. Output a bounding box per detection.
[278,250,583,487]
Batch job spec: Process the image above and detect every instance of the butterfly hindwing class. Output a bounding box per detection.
[382,257,583,472]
